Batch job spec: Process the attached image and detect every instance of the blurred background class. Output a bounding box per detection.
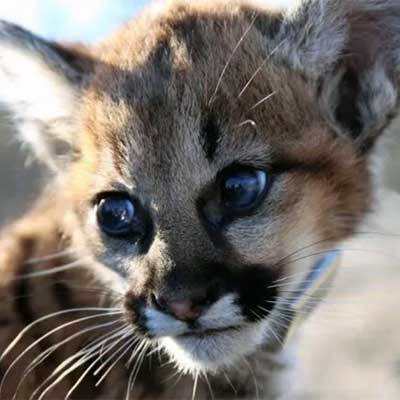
[0,1,399,399]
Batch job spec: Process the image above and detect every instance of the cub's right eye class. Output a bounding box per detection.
[96,195,136,237]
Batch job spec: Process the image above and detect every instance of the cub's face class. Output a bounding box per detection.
[1,0,399,374]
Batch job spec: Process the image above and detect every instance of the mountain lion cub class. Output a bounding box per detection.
[0,0,399,398]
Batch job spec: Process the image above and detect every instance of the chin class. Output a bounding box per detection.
[158,322,267,375]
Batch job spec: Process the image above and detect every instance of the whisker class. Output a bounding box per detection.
[45,325,128,379]
[94,330,135,377]
[191,371,199,400]
[126,340,151,400]
[15,257,91,280]
[273,229,400,274]
[248,91,277,111]
[286,247,400,272]
[161,368,182,385]
[236,119,256,128]
[34,349,101,400]
[223,372,237,396]
[0,283,123,306]
[126,338,145,368]
[0,307,121,362]
[30,326,129,400]
[242,358,259,400]
[269,302,364,322]
[208,13,258,105]
[237,39,286,98]
[202,372,215,400]
[24,249,77,265]
[13,321,125,400]
[65,330,134,399]
[95,335,139,387]
[265,319,284,346]
[64,358,102,400]
[270,246,400,291]
[0,311,122,394]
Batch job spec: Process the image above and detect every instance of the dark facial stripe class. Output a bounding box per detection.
[13,260,53,357]
[51,280,74,311]
[50,279,105,396]
[14,261,36,327]
[0,318,13,327]
[201,114,221,161]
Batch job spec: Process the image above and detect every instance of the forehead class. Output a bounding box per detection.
[80,3,325,191]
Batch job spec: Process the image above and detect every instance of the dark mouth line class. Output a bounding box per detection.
[179,325,241,338]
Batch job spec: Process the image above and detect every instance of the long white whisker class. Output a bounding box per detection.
[223,372,237,396]
[202,372,215,400]
[95,336,139,387]
[13,320,124,400]
[65,329,133,399]
[31,327,128,400]
[15,257,91,279]
[238,39,286,98]
[43,325,129,381]
[208,13,258,105]
[126,337,148,367]
[94,330,134,376]
[249,91,277,111]
[64,358,100,400]
[242,358,259,400]
[191,371,199,400]
[125,340,151,400]
[34,349,100,400]
[0,307,121,362]
[24,249,77,265]
[0,311,122,394]
[265,319,284,346]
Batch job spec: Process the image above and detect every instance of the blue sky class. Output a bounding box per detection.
[0,1,295,42]
[0,0,151,42]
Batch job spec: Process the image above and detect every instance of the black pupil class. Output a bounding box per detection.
[97,197,135,235]
[222,170,263,209]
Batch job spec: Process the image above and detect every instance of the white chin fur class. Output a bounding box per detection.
[159,322,267,375]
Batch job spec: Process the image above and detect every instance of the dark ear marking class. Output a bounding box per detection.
[333,68,363,139]
[271,0,400,151]
[253,11,284,40]
[48,42,95,80]
[201,113,221,161]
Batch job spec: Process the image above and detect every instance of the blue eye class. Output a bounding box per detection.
[96,196,136,236]
[221,168,268,210]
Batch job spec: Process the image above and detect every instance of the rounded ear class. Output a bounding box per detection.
[273,0,400,152]
[0,21,94,170]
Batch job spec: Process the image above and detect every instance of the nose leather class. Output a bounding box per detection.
[151,270,223,322]
[166,300,202,321]
[153,293,207,321]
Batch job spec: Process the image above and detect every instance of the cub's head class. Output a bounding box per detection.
[1,0,399,374]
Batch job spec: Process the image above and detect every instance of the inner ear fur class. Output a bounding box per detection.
[326,0,400,151]
[274,0,400,152]
[0,21,94,170]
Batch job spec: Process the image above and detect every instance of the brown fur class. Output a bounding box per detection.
[0,0,399,398]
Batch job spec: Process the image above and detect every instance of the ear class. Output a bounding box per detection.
[275,0,400,152]
[0,21,94,170]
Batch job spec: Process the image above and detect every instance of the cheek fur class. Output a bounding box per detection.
[159,322,268,374]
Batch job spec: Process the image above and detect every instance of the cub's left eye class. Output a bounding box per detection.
[221,167,269,211]
[96,195,136,237]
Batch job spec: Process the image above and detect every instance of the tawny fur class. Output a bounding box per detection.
[0,0,399,399]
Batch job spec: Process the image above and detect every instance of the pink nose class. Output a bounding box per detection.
[168,300,203,321]
[153,295,205,321]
